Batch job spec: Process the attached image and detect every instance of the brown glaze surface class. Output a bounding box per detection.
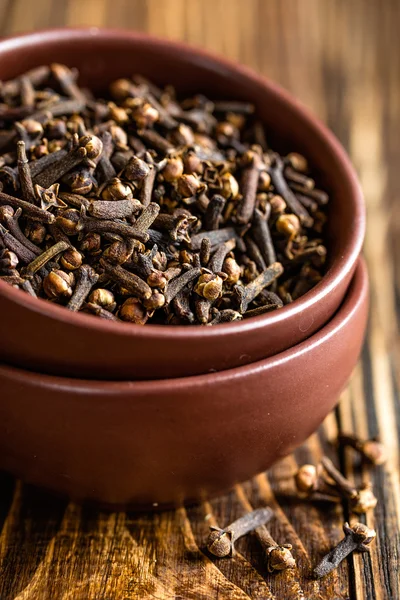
[0,29,365,380]
[0,259,368,509]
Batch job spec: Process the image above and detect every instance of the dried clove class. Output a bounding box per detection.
[33,146,87,188]
[172,285,195,323]
[0,224,38,264]
[206,508,273,557]
[284,165,314,189]
[209,239,236,273]
[289,182,329,206]
[203,194,226,230]
[140,165,157,207]
[88,198,141,220]
[22,240,70,279]
[0,206,41,255]
[0,273,25,285]
[100,259,152,301]
[51,63,87,103]
[208,309,242,325]
[320,457,378,514]
[135,202,161,233]
[294,464,341,503]
[0,190,55,223]
[242,303,282,318]
[269,155,313,227]
[199,237,211,266]
[78,208,149,243]
[252,207,276,266]
[234,262,283,313]
[337,434,386,466]
[236,151,264,224]
[119,297,148,324]
[313,522,376,579]
[164,267,201,304]
[254,526,296,572]
[67,264,99,311]
[20,279,37,296]
[84,302,119,320]
[190,227,240,252]
[43,269,74,300]
[16,141,35,201]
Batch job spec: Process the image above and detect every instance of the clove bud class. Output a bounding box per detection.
[207,508,273,558]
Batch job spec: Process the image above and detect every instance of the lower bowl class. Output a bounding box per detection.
[0,259,368,509]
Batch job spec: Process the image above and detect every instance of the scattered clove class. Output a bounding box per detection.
[294,464,341,503]
[254,525,296,572]
[320,457,378,514]
[206,507,273,557]
[337,434,386,466]
[313,522,376,579]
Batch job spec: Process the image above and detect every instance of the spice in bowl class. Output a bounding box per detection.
[0,65,329,325]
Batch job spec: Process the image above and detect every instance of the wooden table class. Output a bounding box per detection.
[0,1,399,598]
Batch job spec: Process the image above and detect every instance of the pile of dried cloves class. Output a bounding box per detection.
[0,65,329,325]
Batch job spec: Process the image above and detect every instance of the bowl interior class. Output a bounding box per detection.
[0,29,364,350]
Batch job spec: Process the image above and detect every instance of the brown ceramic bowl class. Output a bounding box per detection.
[0,29,365,380]
[0,259,368,509]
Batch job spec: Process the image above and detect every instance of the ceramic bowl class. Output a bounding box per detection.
[0,259,368,509]
[0,29,365,380]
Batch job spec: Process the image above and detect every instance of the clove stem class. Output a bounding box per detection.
[33,146,87,188]
[207,508,273,558]
[0,224,37,264]
[252,208,276,266]
[254,525,296,572]
[0,190,55,223]
[314,522,376,579]
[17,141,35,202]
[269,157,313,226]
[22,240,70,279]
[2,208,41,255]
[164,267,201,304]
[67,265,99,311]
[100,260,152,300]
[234,262,283,313]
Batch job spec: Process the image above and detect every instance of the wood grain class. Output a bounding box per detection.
[0,0,399,598]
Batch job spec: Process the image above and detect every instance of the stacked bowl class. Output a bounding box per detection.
[0,29,366,509]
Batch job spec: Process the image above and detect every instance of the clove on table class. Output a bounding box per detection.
[206,507,273,558]
[293,457,378,513]
[314,522,376,579]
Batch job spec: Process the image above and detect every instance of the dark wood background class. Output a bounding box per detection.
[0,1,399,598]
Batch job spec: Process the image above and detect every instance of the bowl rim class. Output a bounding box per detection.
[0,27,366,340]
[0,257,367,391]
